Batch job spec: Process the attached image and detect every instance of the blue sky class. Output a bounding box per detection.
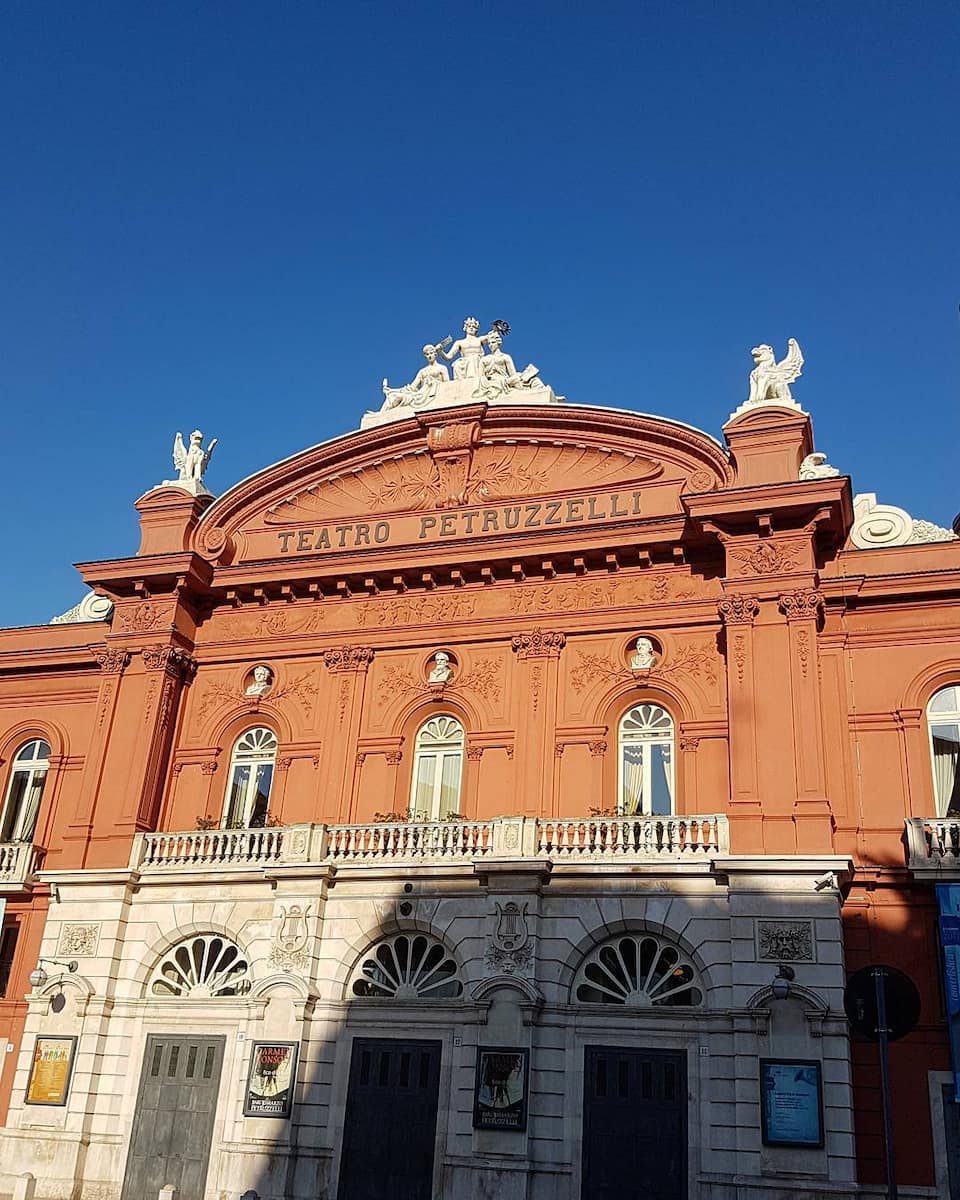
[1,1,957,628]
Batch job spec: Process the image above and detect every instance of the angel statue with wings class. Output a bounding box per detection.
[172,430,218,491]
[747,338,804,407]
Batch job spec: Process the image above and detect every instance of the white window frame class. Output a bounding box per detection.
[1,739,51,843]
[617,704,674,816]
[222,727,278,829]
[926,685,960,817]
[409,715,465,822]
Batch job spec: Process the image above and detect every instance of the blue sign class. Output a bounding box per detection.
[760,1060,824,1147]
[936,885,960,1103]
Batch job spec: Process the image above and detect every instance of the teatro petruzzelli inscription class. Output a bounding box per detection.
[275,489,645,554]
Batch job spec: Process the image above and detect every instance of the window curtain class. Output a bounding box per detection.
[621,745,645,815]
[439,752,463,819]
[932,729,960,817]
[412,754,437,821]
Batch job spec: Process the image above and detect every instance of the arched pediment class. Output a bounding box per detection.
[193,404,733,568]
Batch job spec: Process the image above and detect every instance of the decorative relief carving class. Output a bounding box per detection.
[570,641,718,693]
[778,590,824,622]
[512,629,566,660]
[484,902,533,976]
[733,633,747,685]
[717,595,760,625]
[142,646,198,679]
[796,628,811,679]
[91,646,131,674]
[757,920,814,962]
[57,923,99,957]
[231,607,327,639]
[729,541,802,575]
[357,593,478,628]
[195,670,317,721]
[385,750,403,765]
[588,740,608,757]
[115,602,175,634]
[686,469,716,493]
[466,746,484,761]
[338,678,350,723]
[143,678,160,725]
[531,665,543,713]
[554,742,566,757]
[322,647,375,673]
[679,736,700,752]
[269,904,311,972]
[377,659,502,706]
[511,573,702,617]
[200,760,218,775]
[264,441,661,523]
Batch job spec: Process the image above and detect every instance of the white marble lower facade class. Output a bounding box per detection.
[0,845,866,1200]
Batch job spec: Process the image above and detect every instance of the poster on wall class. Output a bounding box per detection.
[472,1047,529,1131]
[760,1059,824,1147]
[243,1042,299,1118]
[25,1035,77,1106]
[936,884,960,1102]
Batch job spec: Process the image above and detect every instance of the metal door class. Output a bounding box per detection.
[121,1035,225,1200]
[582,1045,687,1200]
[337,1038,442,1200]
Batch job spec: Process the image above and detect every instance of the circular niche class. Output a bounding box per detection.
[624,635,662,671]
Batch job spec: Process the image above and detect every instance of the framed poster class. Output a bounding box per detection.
[760,1059,824,1147]
[25,1035,77,1106]
[243,1041,299,1118]
[473,1047,529,1132]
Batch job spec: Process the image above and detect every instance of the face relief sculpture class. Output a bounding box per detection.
[428,652,454,684]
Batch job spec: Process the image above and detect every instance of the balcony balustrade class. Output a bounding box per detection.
[130,814,729,875]
[904,816,960,876]
[0,841,39,891]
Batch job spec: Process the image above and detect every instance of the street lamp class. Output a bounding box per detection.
[29,957,78,989]
[771,964,795,1001]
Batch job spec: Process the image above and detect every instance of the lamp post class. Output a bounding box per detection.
[28,957,78,989]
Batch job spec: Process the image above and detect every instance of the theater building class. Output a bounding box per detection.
[0,324,957,1200]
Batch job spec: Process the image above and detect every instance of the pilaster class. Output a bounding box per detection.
[511,630,565,816]
[322,648,374,821]
[717,596,762,851]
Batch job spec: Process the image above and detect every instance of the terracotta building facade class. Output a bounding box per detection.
[0,337,958,1200]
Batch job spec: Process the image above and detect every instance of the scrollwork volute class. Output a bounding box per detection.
[717,596,760,626]
[511,629,566,660]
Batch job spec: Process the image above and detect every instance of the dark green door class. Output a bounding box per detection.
[121,1035,225,1200]
[582,1045,687,1200]
[337,1038,442,1200]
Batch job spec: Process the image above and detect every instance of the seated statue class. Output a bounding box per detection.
[381,345,450,411]
[479,330,549,399]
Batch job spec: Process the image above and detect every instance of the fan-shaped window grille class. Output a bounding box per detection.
[351,934,463,1000]
[223,727,277,829]
[927,685,960,817]
[410,716,464,821]
[618,704,674,816]
[1,739,51,843]
[574,933,702,1007]
[150,935,251,998]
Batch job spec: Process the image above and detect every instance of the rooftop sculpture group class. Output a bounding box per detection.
[363,317,562,428]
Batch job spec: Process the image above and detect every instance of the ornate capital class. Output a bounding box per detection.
[142,646,198,680]
[778,590,824,622]
[200,760,218,775]
[323,647,374,673]
[466,746,484,762]
[512,628,566,660]
[679,735,701,752]
[277,757,293,772]
[554,742,566,758]
[91,646,131,675]
[588,740,608,758]
[385,750,403,766]
[717,595,760,626]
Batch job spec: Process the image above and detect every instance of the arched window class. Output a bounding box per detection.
[618,704,674,816]
[574,933,702,1007]
[927,686,960,817]
[150,934,251,997]
[222,728,277,829]
[410,716,464,821]
[350,933,463,1000]
[1,740,51,843]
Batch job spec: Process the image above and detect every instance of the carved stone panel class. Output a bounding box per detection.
[57,923,100,957]
[756,919,815,962]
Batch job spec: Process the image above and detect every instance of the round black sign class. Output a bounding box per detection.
[844,965,921,1042]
